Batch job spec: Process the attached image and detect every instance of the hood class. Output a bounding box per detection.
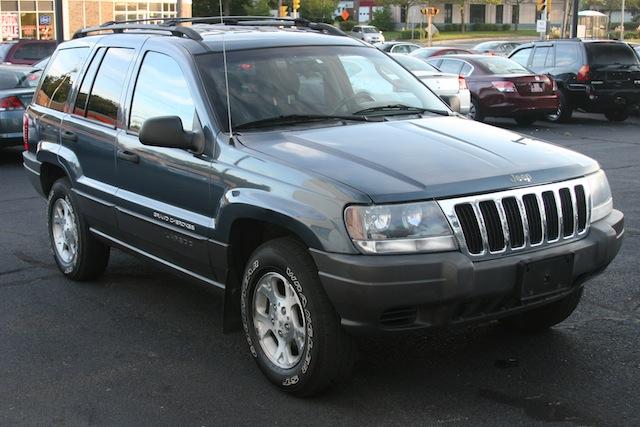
[237,116,599,203]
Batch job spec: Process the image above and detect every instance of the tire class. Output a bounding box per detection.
[514,116,537,126]
[47,177,110,281]
[240,237,355,396]
[604,109,629,122]
[546,90,573,123]
[468,97,484,122]
[500,287,583,333]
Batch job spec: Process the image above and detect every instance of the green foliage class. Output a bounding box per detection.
[193,0,251,17]
[244,0,272,15]
[471,23,499,31]
[339,19,357,31]
[300,0,339,23]
[370,6,395,31]
[397,29,424,39]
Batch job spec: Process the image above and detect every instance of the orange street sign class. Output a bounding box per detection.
[341,10,350,21]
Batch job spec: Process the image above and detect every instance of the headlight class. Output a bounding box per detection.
[344,201,457,254]
[587,170,613,222]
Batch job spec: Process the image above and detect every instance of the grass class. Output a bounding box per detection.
[383,30,538,43]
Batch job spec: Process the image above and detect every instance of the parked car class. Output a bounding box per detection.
[350,25,385,44]
[473,41,521,56]
[410,46,474,60]
[0,65,41,148]
[0,39,56,65]
[23,18,624,396]
[392,53,470,114]
[427,54,559,125]
[509,39,640,122]
[377,41,421,54]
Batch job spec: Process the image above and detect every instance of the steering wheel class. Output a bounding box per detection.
[332,91,376,114]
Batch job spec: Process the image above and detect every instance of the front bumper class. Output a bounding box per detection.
[311,210,623,335]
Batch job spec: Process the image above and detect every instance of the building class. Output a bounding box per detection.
[0,0,190,41]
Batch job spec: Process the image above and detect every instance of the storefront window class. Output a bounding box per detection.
[19,0,35,9]
[37,1,53,10]
[20,11,35,38]
[1,1,18,11]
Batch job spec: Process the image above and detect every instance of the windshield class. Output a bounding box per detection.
[197,46,449,131]
[475,56,530,74]
[393,55,439,73]
[362,27,379,33]
[585,43,639,67]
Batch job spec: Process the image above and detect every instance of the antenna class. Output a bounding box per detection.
[219,0,234,144]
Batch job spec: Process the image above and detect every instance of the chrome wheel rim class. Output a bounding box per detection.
[548,105,562,121]
[51,198,78,264]
[252,272,306,369]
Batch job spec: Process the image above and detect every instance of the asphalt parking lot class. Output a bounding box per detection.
[1,112,638,426]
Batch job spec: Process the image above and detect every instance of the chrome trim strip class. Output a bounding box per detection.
[23,163,40,176]
[437,176,590,260]
[90,228,224,289]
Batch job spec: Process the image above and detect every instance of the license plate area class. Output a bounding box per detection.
[518,254,574,301]
[531,82,544,92]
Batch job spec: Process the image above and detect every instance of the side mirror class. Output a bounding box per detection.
[139,116,196,150]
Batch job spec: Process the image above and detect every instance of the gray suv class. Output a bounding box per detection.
[23,17,624,396]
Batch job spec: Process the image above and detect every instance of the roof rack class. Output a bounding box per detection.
[72,23,203,40]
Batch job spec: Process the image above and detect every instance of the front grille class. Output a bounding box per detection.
[438,177,591,259]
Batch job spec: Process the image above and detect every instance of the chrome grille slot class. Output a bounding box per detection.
[438,177,591,260]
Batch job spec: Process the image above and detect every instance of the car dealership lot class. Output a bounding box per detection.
[1,113,638,425]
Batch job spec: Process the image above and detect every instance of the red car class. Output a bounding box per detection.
[0,40,56,65]
[427,54,559,125]
[409,46,474,60]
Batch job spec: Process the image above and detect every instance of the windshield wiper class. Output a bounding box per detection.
[235,114,373,130]
[352,104,449,117]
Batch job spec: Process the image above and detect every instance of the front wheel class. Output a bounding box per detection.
[240,237,355,396]
[500,287,583,333]
[604,109,629,122]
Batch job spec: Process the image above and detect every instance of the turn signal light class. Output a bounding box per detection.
[491,81,516,92]
[0,95,23,111]
[577,65,590,82]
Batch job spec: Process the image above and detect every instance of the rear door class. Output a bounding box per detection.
[114,47,215,278]
[61,43,138,234]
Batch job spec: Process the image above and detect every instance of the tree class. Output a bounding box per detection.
[300,0,340,23]
[244,0,274,15]
[193,0,251,17]
[370,6,395,30]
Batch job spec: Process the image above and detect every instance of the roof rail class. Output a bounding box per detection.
[72,23,203,41]
[164,15,348,37]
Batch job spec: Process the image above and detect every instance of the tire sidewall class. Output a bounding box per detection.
[240,247,319,392]
[47,179,82,276]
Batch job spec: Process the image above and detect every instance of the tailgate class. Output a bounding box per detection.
[590,66,640,90]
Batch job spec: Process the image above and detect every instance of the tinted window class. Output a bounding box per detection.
[510,47,531,66]
[392,44,411,54]
[36,47,89,111]
[531,46,551,67]
[461,62,473,76]
[439,59,463,74]
[555,43,581,67]
[129,52,196,133]
[85,48,134,126]
[585,42,639,66]
[13,42,55,61]
[73,48,105,117]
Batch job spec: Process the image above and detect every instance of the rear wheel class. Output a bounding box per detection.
[500,287,583,333]
[546,90,573,123]
[47,178,110,280]
[468,97,484,122]
[240,237,355,396]
[604,109,629,122]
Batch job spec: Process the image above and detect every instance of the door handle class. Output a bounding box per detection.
[117,149,140,164]
[61,130,77,142]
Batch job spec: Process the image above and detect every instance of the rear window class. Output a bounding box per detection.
[394,55,439,73]
[36,47,90,111]
[476,56,530,74]
[13,42,55,61]
[585,43,639,66]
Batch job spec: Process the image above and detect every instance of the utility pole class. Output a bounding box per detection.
[620,0,626,40]
[570,0,578,37]
[54,0,63,43]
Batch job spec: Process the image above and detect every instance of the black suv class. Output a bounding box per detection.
[23,18,624,396]
[509,39,640,122]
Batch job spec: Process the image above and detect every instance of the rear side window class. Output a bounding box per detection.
[555,44,581,67]
[439,59,463,74]
[531,47,552,67]
[461,62,473,76]
[585,43,639,66]
[73,48,106,117]
[129,51,195,133]
[85,48,134,126]
[36,47,89,111]
[510,47,532,66]
[13,42,55,61]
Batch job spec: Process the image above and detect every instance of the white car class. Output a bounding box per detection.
[350,25,385,44]
[392,53,471,115]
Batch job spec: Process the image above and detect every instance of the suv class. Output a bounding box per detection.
[509,39,640,122]
[23,18,624,396]
[0,39,56,65]
[350,25,385,44]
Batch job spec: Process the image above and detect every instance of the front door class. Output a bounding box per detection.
[114,50,215,279]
